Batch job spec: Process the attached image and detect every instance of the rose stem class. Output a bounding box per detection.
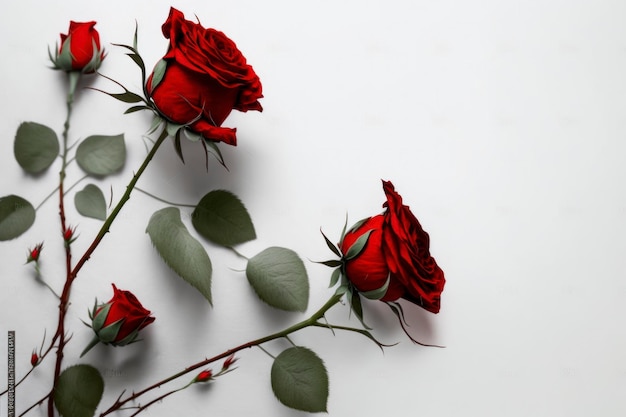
[99,293,344,416]
[70,127,169,278]
[45,125,169,417]
[47,70,80,417]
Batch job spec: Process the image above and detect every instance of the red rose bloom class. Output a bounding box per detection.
[82,284,155,356]
[96,284,155,342]
[53,21,104,72]
[147,7,263,145]
[340,181,445,313]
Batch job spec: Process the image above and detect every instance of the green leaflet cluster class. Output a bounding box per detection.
[0,123,125,241]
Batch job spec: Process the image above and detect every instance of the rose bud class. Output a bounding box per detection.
[51,21,105,72]
[340,181,445,313]
[30,351,39,367]
[193,369,213,383]
[26,242,44,264]
[221,353,238,372]
[146,7,263,145]
[81,284,155,357]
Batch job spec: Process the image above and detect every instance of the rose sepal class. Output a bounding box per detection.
[80,336,101,357]
[359,274,391,300]
[48,38,73,71]
[96,319,125,343]
[343,229,374,260]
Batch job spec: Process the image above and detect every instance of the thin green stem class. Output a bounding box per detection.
[35,186,60,211]
[256,344,276,359]
[227,246,249,260]
[34,175,87,211]
[100,293,344,417]
[135,187,196,208]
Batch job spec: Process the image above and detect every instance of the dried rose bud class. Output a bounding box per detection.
[194,369,213,383]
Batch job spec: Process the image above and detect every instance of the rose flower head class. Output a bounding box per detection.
[146,7,263,145]
[81,284,154,357]
[51,21,105,72]
[339,180,445,314]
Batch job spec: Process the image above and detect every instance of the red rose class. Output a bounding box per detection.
[82,284,155,356]
[52,21,105,72]
[340,181,445,313]
[147,7,263,145]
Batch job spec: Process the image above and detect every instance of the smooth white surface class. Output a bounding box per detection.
[2,1,626,416]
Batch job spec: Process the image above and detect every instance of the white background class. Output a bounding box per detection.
[1,0,626,416]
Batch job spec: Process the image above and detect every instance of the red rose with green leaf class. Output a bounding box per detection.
[81,284,155,356]
[147,7,263,145]
[340,181,445,313]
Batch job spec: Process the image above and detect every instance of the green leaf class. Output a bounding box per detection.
[14,122,59,174]
[246,247,309,312]
[344,229,374,260]
[74,184,106,220]
[146,207,212,304]
[54,365,104,417]
[191,190,256,247]
[0,195,36,241]
[76,134,126,176]
[271,347,329,413]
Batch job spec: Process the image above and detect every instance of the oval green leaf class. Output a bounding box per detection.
[0,195,36,241]
[271,347,329,413]
[146,207,212,304]
[54,364,104,417]
[192,190,256,247]
[14,121,59,174]
[76,134,126,176]
[246,247,309,312]
[75,184,107,220]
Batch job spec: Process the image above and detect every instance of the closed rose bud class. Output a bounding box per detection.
[194,369,213,383]
[340,181,445,313]
[146,7,262,145]
[81,284,155,357]
[26,242,44,264]
[51,21,105,72]
[63,226,76,244]
[30,351,39,367]
[221,353,238,371]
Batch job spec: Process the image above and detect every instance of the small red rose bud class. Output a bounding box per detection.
[63,226,77,245]
[221,354,238,372]
[26,242,44,264]
[51,21,105,72]
[81,284,155,357]
[30,351,39,367]
[194,369,213,383]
